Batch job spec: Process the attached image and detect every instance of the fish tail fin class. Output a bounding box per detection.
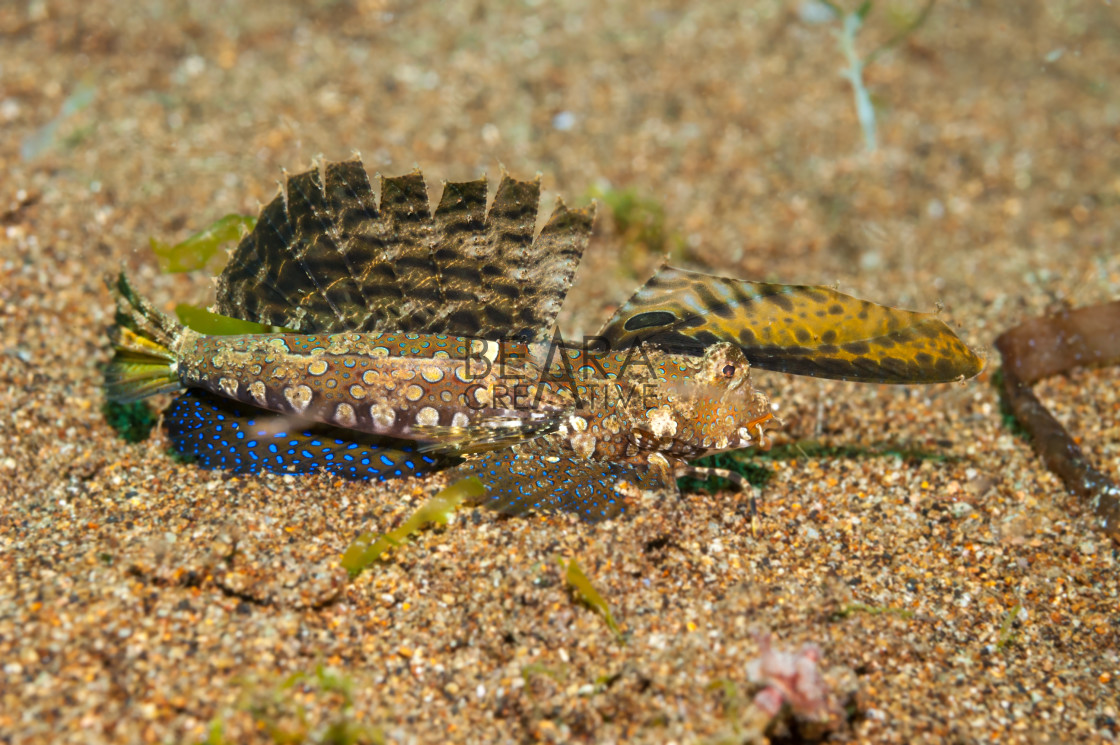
[105,272,187,403]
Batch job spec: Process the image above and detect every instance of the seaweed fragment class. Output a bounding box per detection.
[585,183,685,274]
[101,399,157,443]
[340,477,484,577]
[207,665,384,745]
[560,557,624,642]
[678,451,774,493]
[996,603,1022,651]
[174,303,294,336]
[994,300,1120,541]
[21,81,97,161]
[804,0,936,152]
[151,214,257,273]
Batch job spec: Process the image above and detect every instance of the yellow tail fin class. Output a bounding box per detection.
[104,272,186,403]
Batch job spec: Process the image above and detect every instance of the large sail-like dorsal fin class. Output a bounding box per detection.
[317,158,403,327]
[215,157,594,340]
[284,166,375,329]
[427,171,596,340]
[598,266,984,384]
[375,169,444,329]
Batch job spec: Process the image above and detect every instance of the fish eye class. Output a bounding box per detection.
[722,364,736,378]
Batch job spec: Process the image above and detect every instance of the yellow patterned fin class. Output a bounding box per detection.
[598,266,983,384]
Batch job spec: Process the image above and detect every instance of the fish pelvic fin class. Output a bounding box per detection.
[104,272,187,403]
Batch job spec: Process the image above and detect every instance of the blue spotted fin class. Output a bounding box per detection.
[453,434,671,522]
[164,389,451,480]
[598,266,983,384]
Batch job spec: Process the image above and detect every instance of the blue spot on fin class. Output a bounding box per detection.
[452,434,669,522]
[163,390,453,481]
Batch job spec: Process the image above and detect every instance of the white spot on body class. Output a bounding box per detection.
[219,377,238,397]
[648,407,678,438]
[571,433,596,459]
[470,338,498,364]
[335,402,356,428]
[568,415,588,432]
[404,384,425,402]
[249,380,268,406]
[349,384,367,399]
[362,370,379,385]
[421,366,444,383]
[451,411,470,428]
[370,403,395,429]
[647,452,672,479]
[284,384,313,414]
[307,359,328,376]
[416,406,440,426]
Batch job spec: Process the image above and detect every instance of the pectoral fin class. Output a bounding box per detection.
[453,436,671,522]
[412,411,563,455]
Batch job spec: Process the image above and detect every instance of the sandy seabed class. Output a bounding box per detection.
[2,1,1118,743]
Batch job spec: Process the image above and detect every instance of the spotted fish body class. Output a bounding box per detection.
[154,326,775,519]
[174,330,563,451]
[452,340,775,518]
[526,341,772,462]
[167,325,771,469]
[106,157,983,521]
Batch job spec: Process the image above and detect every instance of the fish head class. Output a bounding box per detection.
[639,342,775,455]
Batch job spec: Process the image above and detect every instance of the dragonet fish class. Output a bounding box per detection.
[105,158,983,521]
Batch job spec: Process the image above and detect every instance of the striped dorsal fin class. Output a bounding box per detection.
[215,157,594,341]
[428,172,595,341]
[598,266,983,384]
